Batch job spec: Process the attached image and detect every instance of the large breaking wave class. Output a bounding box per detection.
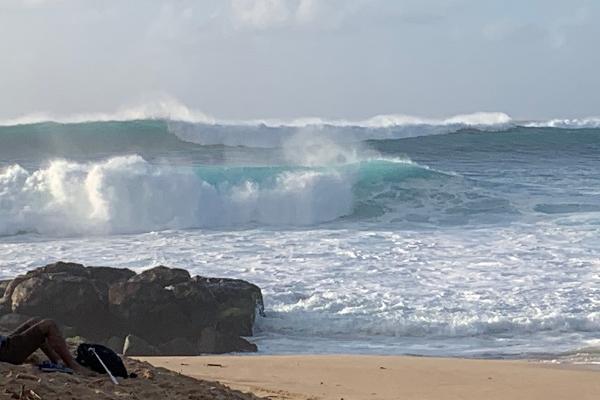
[0,155,357,236]
[0,151,523,236]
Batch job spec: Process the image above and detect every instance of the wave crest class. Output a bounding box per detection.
[525,117,600,129]
[0,97,215,126]
[2,97,599,135]
[0,98,511,130]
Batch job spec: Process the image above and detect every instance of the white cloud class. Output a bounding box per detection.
[1,0,599,120]
[20,0,60,6]
[228,0,361,30]
[230,0,293,29]
[295,0,318,24]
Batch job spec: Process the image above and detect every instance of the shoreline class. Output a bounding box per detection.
[141,354,600,400]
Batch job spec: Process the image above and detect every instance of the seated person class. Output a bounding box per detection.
[0,318,79,371]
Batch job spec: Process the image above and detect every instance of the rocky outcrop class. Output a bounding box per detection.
[197,327,258,354]
[0,280,11,298]
[0,262,264,355]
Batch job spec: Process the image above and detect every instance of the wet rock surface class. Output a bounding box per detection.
[0,262,264,355]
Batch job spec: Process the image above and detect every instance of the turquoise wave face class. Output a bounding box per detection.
[350,160,453,221]
[195,165,312,186]
[192,159,506,225]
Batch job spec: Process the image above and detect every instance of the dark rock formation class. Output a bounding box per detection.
[0,261,264,355]
[197,327,258,354]
[0,280,11,298]
[128,265,190,286]
[158,337,198,356]
[0,313,31,332]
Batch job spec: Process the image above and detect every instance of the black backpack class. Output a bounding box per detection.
[75,343,129,378]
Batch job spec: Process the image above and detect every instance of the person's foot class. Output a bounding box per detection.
[38,361,74,374]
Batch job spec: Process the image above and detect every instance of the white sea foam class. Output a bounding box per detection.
[0,97,215,126]
[0,155,353,235]
[524,117,600,128]
[1,223,599,356]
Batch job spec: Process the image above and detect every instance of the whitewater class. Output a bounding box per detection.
[1,106,599,359]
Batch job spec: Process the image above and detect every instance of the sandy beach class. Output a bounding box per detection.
[142,355,600,400]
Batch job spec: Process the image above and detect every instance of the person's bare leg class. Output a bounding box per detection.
[40,339,61,364]
[36,319,79,370]
[9,317,41,335]
[11,318,61,364]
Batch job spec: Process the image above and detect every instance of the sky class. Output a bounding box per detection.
[0,0,599,121]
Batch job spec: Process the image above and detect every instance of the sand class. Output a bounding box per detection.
[0,356,262,400]
[142,355,600,400]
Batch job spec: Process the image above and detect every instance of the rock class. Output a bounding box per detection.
[105,336,126,354]
[33,261,88,276]
[123,334,159,356]
[88,266,136,286]
[61,325,80,338]
[0,279,11,298]
[108,281,193,343]
[159,337,197,356]
[109,275,263,347]
[195,277,264,336]
[197,327,257,354]
[128,266,190,287]
[1,275,31,311]
[0,262,263,354]
[0,261,135,314]
[169,280,219,331]
[8,272,111,340]
[0,313,32,334]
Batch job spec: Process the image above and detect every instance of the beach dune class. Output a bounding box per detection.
[143,355,600,400]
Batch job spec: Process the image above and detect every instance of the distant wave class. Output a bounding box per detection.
[0,98,215,127]
[2,98,599,150]
[1,97,598,130]
[166,112,515,148]
[524,117,600,129]
[0,97,511,128]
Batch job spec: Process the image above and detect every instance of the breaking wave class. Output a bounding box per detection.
[0,97,510,129]
[524,117,600,129]
[0,155,358,236]
[0,151,522,236]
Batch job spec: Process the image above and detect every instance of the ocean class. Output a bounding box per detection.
[1,111,599,359]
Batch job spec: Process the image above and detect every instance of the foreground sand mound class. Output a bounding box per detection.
[0,357,262,400]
